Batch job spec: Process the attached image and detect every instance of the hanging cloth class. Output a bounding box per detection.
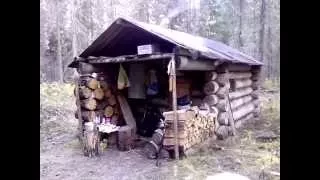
[128,63,146,99]
[167,59,175,92]
[146,69,159,96]
[117,64,130,90]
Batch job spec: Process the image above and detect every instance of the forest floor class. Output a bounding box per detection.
[40,81,280,180]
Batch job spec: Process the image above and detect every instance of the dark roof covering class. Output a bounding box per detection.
[79,17,263,66]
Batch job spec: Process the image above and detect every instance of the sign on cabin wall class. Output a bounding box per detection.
[137,44,159,55]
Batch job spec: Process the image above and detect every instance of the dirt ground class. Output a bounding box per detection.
[40,83,280,180]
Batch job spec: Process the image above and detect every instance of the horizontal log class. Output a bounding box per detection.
[251,90,259,99]
[251,75,260,81]
[252,81,260,90]
[93,88,104,100]
[215,125,232,140]
[230,95,252,109]
[78,62,100,74]
[228,64,251,72]
[229,87,253,100]
[104,105,114,117]
[177,56,216,70]
[216,64,228,73]
[78,87,93,99]
[252,99,260,107]
[231,79,252,89]
[79,76,99,90]
[253,107,261,117]
[203,94,219,105]
[235,113,254,129]
[251,66,262,73]
[251,70,261,81]
[210,106,219,116]
[216,86,229,99]
[232,102,255,120]
[78,98,97,110]
[203,81,219,95]
[217,100,229,112]
[218,112,229,125]
[205,71,218,81]
[216,73,229,85]
[216,99,227,111]
[229,72,252,79]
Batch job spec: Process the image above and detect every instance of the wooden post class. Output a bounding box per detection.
[170,57,179,160]
[75,78,83,138]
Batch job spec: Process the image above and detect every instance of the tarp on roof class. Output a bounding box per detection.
[79,17,263,66]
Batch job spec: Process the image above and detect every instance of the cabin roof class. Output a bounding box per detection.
[78,17,263,66]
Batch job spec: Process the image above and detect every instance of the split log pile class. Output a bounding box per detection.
[74,73,123,153]
[162,108,216,153]
[74,74,121,126]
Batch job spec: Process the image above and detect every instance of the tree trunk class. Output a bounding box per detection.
[56,0,63,83]
[72,0,77,58]
[238,0,244,48]
[259,0,266,74]
[267,26,273,79]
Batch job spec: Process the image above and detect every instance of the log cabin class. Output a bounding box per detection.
[68,17,263,159]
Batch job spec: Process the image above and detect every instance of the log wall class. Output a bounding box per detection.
[204,63,262,140]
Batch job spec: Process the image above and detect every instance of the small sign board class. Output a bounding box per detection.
[137,44,159,55]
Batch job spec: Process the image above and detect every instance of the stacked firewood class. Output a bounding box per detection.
[74,74,121,126]
[162,108,215,152]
